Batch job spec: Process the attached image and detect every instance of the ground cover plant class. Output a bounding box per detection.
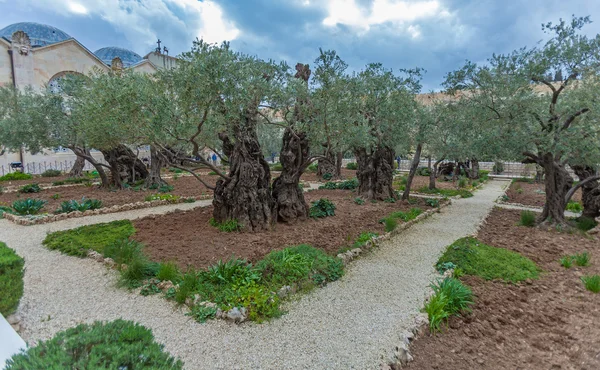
[424,277,473,332]
[43,220,135,256]
[0,242,24,316]
[5,320,183,369]
[381,208,423,232]
[41,169,62,177]
[436,237,539,283]
[12,198,46,215]
[581,275,600,293]
[417,186,473,198]
[52,177,91,186]
[19,183,41,193]
[318,178,359,190]
[309,198,336,218]
[0,172,32,182]
[55,198,103,214]
[519,210,536,227]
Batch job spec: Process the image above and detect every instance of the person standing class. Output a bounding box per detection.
[212,153,218,166]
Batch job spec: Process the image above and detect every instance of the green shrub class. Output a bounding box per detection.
[574,252,590,267]
[457,177,468,188]
[43,220,135,256]
[158,184,174,193]
[144,193,181,203]
[575,216,597,231]
[581,275,600,293]
[19,183,41,193]
[0,205,14,217]
[425,198,440,207]
[189,304,217,323]
[0,172,32,181]
[103,239,144,265]
[566,201,583,212]
[55,198,103,214]
[270,163,283,171]
[346,162,357,170]
[354,197,365,205]
[353,232,378,248]
[384,217,398,232]
[437,237,539,283]
[174,269,199,304]
[204,259,258,285]
[322,173,333,180]
[519,210,536,227]
[208,171,218,176]
[12,198,47,215]
[472,180,479,187]
[119,258,159,289]
[209,217,241,232]
[5,320,183,369]
[307,163,318,172]
[318,178,359,190]
[52,177,91,186]
[85,170,100,178]
[386,208,423,222]
[513,177,533,183]
[425,277,473,332]
[309,198,336,218]
[0,242,24,316]
[168,167,183,174]
[156,261,181,282]
[478,170,490,181]
[416,167,431,176]
[224,281,280,322]
[492,162,504,174]
[559,256,573,268]
[41,169,62,177]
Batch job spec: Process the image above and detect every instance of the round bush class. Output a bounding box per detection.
[6,320,183,369]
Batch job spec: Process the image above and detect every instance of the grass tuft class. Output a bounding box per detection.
[519,210,536,227]
[424,277,473,332]
[581,275,600,293]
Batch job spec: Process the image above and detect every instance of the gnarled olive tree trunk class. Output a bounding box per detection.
[429,158,444,190]
[70,146,110,188]
[101,144,149,188]
[272,128,309,222]
[68,149,88,177]
[355,146,395,201]
[145,145,167,188]
[469,159,480,180]
[538,154,573,226]
[213,122,275,231]
[402,142,423,200]
[317,151,342,179]
[572,165,600,219]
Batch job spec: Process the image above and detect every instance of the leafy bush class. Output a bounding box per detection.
[224,281,281,322]
[519,210,536,227]
[346,162,357,170]
[5,320,183,369]
[41,169,62,177]
[144,194,181,203]
[574,252,590,267]
[307,163,318,172]
[156,261,181,282]
[566,201,583,212]
[322,173,333,180]
[581,275,600,293]
[19,183,41,193]
[209,217,241,232]
[354,197,365,205]
[458,177,468,188]
[437,237,539,283]
[425,277,473,332]
[386,208,423,222]
[12,198,47,215]
[0,205,14,217]
[0,242,24,316]
[55,198,103,214]
[204,259,258,285]
[0,172,32,181]
[52,177,91,186]
[309,198,336,218]
[352,232,378,248]
[208,171,218,176]
[416,167,431,176]
[576,216,597,231]
[189,304,217,323]
[492,161,504,174]
[318,178,359,190]
[43,220,135,256]
[472,180,479,187]
[384,217,398,232]
[478,170,490,181]
[119,258,160,289]
[425,198,440,207]
[158,184,174,193]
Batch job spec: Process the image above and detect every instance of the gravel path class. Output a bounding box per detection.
[495,202,581,217]
[1,181,507,369]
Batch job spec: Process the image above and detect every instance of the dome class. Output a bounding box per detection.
[0,22,71,47]
[94,46,143,67]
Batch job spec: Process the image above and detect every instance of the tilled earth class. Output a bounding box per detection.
[505,181,582,208]
[406,207,600,370]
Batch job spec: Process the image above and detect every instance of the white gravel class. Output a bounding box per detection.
[0,181,507,369]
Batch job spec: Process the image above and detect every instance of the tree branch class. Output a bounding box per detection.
[562,108,590,130]
[565,175,600,205]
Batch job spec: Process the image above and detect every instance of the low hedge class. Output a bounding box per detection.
[0,242,24,316]
[6,319,183,369]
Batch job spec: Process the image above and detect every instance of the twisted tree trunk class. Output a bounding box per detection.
[272,128,309,222]
[213,121,275,231]
[101,144,149,188]
[70,146,110,188]
[402,142,423,200]
[68,150,88,177]
[572,165,600,219]
[145,146,167,188]
[317,151,342,179]
[538,154,573,226]
[355,146,395,201]
[429,158,444,190]
[469,159,480,180]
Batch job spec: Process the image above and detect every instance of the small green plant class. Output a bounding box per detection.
[168,167,183,174]
[352,232,378,248]
[50,194,60,200]
[354,197,365,205]
[19,183,41,193]
[156,261,181,282]
[478,170,490,180]
[492,161,504,174]
[501,194,509,202]
[417,187,473,198]
[574,252,590,267]
[346,162,357,170]
[307,163,318,172]
[384,217,398,232]
[0,242,24,316]
[208,171,218,176]
[472,180,479,187]
[436,261,457,274]
[519,210,536,227]
[575,216,597,232]
[189,304,217,323]
[581,275,600,293]
[416,167,431,176]
[516,188,523,194]
[52,177,90,186]
[12,198,47,215]
[0,172,32,181]
[318,178,359,190]
[209,217,241,232]
[41,169,62,177]
[144,194,181,203]
[55,198,103,214]
[270,163,283,171]
[103,239,144,265]
[425,198,440,207]
[424,277,473,332]
[383,197,396,203]
[309,198,336,218]
[5,320,183,369]
[322,173,333,180]
[559,256,573,268]
[158,184,174,193]
[458,177,467,188]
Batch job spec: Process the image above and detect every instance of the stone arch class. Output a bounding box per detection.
[47,70,86,93]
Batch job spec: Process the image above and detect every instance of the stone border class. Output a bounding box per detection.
[3,195,211,226]
[81,198,453,325]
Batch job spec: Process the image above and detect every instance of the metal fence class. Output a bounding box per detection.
[0,159,108,176]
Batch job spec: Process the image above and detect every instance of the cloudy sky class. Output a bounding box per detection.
[1,0,599,90]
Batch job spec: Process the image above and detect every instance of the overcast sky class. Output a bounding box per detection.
[1,0,599,90]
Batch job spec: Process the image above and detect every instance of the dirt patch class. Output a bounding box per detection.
[406,208,600,370]
[505,181,582,208]
[133,189,436,269]
[299,168,357,182]
[400,175,459,192]
[0,175,215,212]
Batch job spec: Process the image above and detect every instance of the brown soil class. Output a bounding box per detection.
[505,181,582,207]
[406,208,600,370]
[299,168,357,182]
[0,175,215,213]
[133,189,435,269]
[402,176,458,192]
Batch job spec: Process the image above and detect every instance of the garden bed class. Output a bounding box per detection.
[133,189,440,269]
[405,207,600,369]
[503,180,582,208]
